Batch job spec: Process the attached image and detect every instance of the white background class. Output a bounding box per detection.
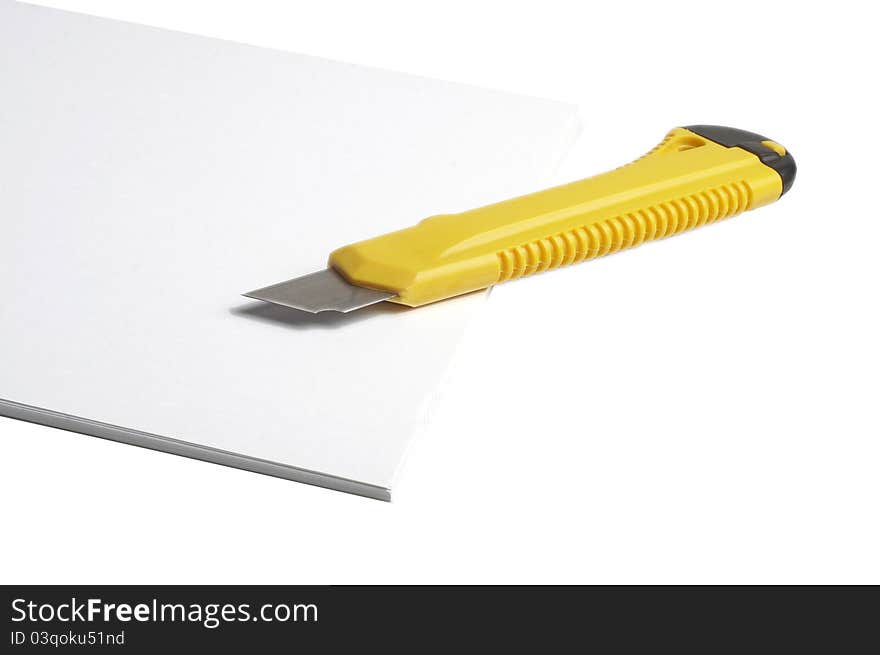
[2,0,878,583]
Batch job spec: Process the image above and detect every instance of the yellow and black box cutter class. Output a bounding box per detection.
[245,125,796,312]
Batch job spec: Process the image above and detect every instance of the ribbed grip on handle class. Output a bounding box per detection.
[496,179,753,282]
[331,126,792,307]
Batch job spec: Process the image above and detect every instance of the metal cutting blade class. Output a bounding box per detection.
[243,269,395,313]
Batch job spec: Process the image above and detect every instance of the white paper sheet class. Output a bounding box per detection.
[0,1,579,499]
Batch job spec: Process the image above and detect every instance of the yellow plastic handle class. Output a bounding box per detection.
[330,126,793,307]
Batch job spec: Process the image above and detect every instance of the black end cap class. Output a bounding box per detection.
[685,125,796,196]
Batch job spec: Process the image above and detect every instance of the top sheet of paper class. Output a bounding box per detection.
[0,1,579,499]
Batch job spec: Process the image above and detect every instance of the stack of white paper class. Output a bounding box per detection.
[0,1,579,499]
